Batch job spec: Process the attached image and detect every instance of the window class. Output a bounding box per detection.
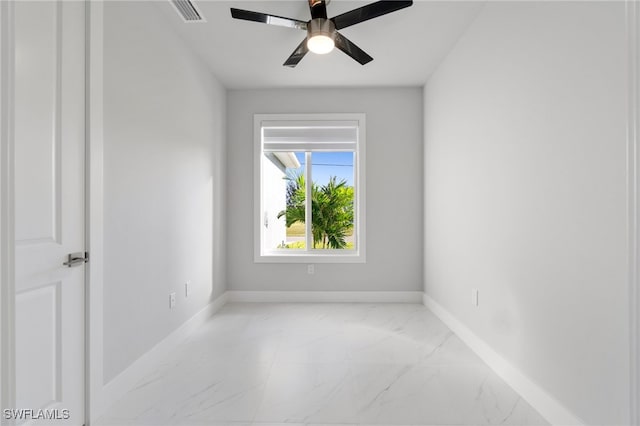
[254,113,366,263]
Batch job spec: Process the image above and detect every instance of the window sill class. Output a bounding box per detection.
[255,252,366,264]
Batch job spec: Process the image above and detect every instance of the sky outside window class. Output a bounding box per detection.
[294,152,354,185]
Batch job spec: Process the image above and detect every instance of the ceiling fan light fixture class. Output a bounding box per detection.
[307,18,336,54]
[307,34,334,54]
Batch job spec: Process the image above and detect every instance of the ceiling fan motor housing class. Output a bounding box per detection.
[307,18,336,43]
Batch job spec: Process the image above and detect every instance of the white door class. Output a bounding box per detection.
[14,1,85,424]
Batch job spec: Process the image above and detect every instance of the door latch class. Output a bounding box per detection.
[63,252,89,267]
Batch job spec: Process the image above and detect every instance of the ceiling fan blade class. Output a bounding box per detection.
[283,39,309,68]
[331,0,413,30]
[335,32,373,65]
[308,0,328,20]
[230,8,307,30]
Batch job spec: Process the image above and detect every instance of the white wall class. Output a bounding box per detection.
[423,2,629,424]
[103,1,226,383]
[227,88,423,291]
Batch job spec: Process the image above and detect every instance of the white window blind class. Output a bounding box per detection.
[262,121,358,152]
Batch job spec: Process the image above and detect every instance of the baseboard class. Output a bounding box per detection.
[423,293,584,426]
[98,292,229,418]
[227,290,424,303]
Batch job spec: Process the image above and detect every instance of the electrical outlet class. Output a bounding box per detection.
[307,264,315,275]
[185,281,191,297]
[472,288,479,307]
[170,292,176,309]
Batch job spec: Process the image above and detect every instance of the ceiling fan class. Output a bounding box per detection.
[230,0,413,67]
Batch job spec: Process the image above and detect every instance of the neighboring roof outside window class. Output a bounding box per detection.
[272,152,301,170]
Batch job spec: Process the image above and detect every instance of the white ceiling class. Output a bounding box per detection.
[156,0,485,89]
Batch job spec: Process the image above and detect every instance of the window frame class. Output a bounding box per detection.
[254,113,366,263]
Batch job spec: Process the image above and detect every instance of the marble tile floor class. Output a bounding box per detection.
[97,303,549,426]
